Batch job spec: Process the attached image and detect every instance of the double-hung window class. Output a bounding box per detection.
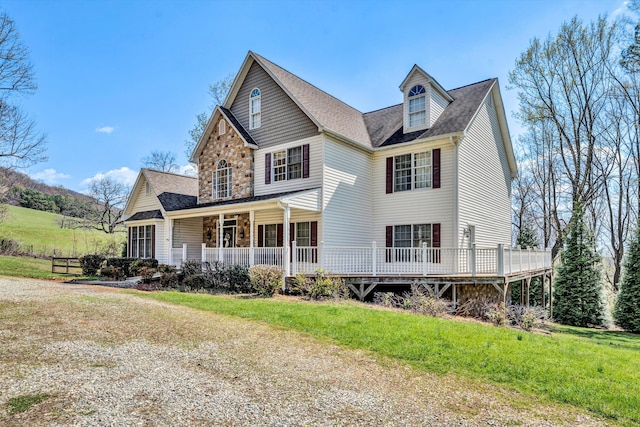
[394,151,431,192]
[408,85,426,127]
[273,151,287,182]
[250,88,261,129]
[389,224,433,262]
[272,146,303,182]
[129,225,154,258]
[213,159,231,200]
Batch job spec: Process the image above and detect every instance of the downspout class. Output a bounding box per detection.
[450,135,459,249]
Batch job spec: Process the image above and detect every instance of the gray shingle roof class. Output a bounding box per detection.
[252,52,495,150]
[365,78,497,148]
[252,52,372,148]
[174,189,319,212]
[143,169,198,198]
[127,209,163,221]
[157,192,198,211]
[219,106,257,147]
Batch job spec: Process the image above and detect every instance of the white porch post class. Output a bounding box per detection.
[497,243,505,276]
[201,243,206,263]
[291,241,297,276]
[182,243,187,263]
[218,213,224,264]
[471,243,477,277]
[168,219,174,266]
[422,242,428,276]
[372,241,377,277]
[282,205,290,285]
[249,210,255,266]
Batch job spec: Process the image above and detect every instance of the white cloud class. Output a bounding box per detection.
[176,163,197,176]
[31,168,71,185]
[80,167,138,190]
[95,126,116,134]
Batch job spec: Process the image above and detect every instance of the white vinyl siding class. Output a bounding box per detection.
[322,135,373,246]
[255,135,323,196]
[458,93,512,247]
[373,141,455,248]
[129,178,162,214]
[172,217,203,261]
[430,88,450,126]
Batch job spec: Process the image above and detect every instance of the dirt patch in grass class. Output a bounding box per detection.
[0,278,614,426]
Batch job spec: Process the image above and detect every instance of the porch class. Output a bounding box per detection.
[169,242,551,278]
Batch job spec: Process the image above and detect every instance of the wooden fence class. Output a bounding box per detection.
[51,257,82,275]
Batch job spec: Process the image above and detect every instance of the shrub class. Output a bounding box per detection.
[372,285,454,317]
[157,264,176,274]
[138,266,157,283]
[136,281,161,291]
[508,305,546,331]
[106,257,137,277]
[249,264,283,297]
[160,271,180,288]
[292,270,347,300]
[130,258,159,276]
[485,302,507,326]
[182,274,206,289]
[224,264,252,293]
[98,265,124,281]
[79,254,105,276]
[181,260,205,278]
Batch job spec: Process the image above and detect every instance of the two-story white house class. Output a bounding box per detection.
[124,51,551,302]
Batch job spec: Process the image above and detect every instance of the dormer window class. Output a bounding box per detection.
[408,85,426,127]
[249,88,261,129]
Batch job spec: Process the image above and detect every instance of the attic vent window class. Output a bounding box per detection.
[145,182,151,195]
[249,88,261,129]
[408,85,426,127]
[219,119,226,135]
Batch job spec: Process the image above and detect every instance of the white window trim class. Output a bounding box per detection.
[405,84,429,132]
[213,159,231,200]
[393,150,432,192]
[271,145,303,183]
[249,88,261,129]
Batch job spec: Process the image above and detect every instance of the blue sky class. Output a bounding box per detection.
[2,0,629,193]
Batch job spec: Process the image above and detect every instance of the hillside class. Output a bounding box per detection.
[0,167,91,206]
[0,205,126,258]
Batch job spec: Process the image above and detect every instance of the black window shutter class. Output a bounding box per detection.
[386,157,393,194]
[433,148,441,189]
[265,153,271,185]
[258,225,264,247]
[276,224,284,247]
[432,223,441,264]
[302,144,310,178]
[310,221,318,246]
[385,225,393,262]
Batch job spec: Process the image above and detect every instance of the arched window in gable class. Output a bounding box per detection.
[213,159,231,200]
[249,88,261,129]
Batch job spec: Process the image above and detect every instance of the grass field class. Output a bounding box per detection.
[0,205,125,257]
[0,255,84,280]
[137,291,640,426]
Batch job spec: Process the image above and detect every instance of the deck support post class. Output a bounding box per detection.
[525,276,531,307]
[452,284,457,308]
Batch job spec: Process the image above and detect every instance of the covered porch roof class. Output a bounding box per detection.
[165,188,322,219]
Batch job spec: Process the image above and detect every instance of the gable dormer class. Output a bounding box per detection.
[399,65,453,134]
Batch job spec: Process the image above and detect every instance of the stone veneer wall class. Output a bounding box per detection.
[198,116,254,203]
[203,213,251,248]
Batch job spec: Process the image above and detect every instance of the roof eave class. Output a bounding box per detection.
[375,131,464,151]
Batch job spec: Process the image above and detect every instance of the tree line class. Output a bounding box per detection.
[509,8,640,330]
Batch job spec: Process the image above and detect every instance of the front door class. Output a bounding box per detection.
[222,226,236,248]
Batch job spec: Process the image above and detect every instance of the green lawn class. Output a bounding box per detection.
[136,291,640,425]
[0,255,83,280]
[0,205,125,257]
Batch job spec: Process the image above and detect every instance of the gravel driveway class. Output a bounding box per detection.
[0,277,610,426]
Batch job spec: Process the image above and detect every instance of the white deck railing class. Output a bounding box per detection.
[169,243,552,276]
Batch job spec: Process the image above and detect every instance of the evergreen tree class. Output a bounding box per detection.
[614,221,640,332]
[553,205,606,327]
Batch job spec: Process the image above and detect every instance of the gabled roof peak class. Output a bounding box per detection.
[399,64,454,102]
